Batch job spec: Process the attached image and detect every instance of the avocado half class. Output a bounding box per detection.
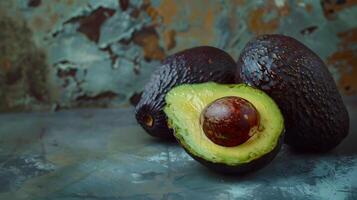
[164,83,284,174]
[135,46,237,139]
[237,34,349,152]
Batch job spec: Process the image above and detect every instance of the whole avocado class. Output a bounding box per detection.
[237,34,349,152]
[136,46,237,139]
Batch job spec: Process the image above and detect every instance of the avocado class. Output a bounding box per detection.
[164,83,284,174]
[237,34,349,152]
[136,46,237,139]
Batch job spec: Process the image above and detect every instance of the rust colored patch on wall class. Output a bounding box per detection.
[164,29,176,50]
[67,7,115,43]
[78,8,115,43]
[149,0,219,50]
[329,50,357,95]
[133,27,166,61]
[248,0,290,35]
[248,7,279,35]
[186,2,216,44]
[166,1,218,47]
[338,27,357,46]
[116,0,166,62]
[157,0,178,25]
[328,28,357,95]
[28,0,42,8]
[128,0,155,19]
[119,0,130,11]
[145,4,160,22]
[321,0,357,20]
[305,3,314,13]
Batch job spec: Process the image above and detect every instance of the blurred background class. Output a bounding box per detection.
[0,0,356,113]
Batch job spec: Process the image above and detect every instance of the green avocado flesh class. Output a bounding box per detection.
[164,82,284,166]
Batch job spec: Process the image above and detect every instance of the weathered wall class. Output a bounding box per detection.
[0,0,356,112]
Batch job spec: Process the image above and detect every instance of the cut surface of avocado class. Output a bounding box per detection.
[164,82,284,166]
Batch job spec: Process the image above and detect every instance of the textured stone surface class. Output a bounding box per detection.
[0,97,356,199]
[0,0,356,112]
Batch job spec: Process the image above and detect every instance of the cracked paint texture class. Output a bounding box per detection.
[0,0,356,112]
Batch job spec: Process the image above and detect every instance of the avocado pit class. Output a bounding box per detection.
[201,96,260,147]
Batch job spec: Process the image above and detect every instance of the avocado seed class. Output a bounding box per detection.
[201,96,260,147]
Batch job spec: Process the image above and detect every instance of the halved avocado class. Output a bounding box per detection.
[164,82,284,174]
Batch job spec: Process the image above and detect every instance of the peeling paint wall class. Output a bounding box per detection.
[0,0,356,112]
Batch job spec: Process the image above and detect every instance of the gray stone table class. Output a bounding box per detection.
[0,98,356,200]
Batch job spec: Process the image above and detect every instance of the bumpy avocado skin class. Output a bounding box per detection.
[183,133,284,174]
[136,46,237,139]
[237,34,349,152]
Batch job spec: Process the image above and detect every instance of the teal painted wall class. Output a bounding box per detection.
[0,0,356,112]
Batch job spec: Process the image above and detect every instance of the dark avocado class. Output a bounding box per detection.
[136,46,237,139]
[237,34,349,152]
[164,83,285,174]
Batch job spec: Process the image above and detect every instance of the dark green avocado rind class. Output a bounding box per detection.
[180,131,284,174]
[237,34,350,152]
[136,46,237,139]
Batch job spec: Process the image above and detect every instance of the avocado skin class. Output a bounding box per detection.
[237,34,349,152]
[136,46,237,139]
[183,132,284,174]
